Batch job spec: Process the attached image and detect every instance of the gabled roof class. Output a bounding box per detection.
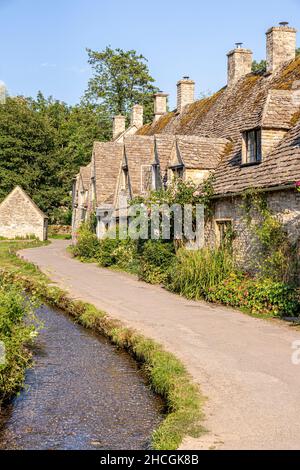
[123,136,154,197]
[154,134,175,172]
[0,186,47,219]
[79,164,91,191]
[114,124,140,143]
[261,89,300,130]
[175,135,229,169]
[213,119,300,195]
[137,56,300,195]
[93,142,123,206]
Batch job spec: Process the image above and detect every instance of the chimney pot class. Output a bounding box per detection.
[177,77,195,113]
[266,24,297,73]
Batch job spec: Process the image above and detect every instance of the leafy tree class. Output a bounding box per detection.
[0,94,108,222]
[252,60,267,74]
[297,48,300,57]
[85,46,158,123]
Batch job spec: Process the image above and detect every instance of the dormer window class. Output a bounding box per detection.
[242,129,262,165]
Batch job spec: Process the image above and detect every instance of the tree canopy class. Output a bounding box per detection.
[85,46,158,123]
[0,94,109,223]
[0,47,159,223]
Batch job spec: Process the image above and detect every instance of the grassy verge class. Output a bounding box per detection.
[0,241,46,405]
[0,240,205,450]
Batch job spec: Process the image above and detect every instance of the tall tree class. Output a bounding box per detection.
[0,94,109,223]
[85,46,158,123]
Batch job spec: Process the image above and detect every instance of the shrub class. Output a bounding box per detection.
[206,274,299,317]
[72,223,100,260]
[168,247,236,299]
[139,240,176,284]
[0,281,38,404]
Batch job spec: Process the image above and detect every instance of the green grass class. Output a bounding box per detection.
[0,240,206,450]
[49,234,72,240]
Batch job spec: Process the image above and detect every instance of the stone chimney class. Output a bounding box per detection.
[227,43,253,86]
[153,91,168,121]
[177,77,195,113]
[113,115,126,140]
[266,23,297,73]
[131,104,144,128]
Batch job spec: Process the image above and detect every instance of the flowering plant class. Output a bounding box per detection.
[295,181,300,192]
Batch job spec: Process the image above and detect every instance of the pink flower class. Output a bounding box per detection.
[295,181,300,191]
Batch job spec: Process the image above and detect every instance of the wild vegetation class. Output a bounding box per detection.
[0,240,205,450]
[73,181,300,318]
[0,241,43,406]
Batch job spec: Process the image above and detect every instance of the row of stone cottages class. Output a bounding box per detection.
[73,23,300,270]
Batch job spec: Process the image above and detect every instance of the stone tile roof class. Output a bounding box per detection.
[154,134,174,174]
[213,119,300,194]
[175,135,229,169]
[0,186,48,219]
[261,89,300,130]
[79,163,91,191]
[137,57,300,195]
[93,142,123,206]
[124,136,154,197]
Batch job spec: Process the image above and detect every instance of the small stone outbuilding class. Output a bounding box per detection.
[0,186,48,241]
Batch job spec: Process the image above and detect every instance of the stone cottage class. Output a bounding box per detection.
[0,186,48,240]
[72,22,300,267]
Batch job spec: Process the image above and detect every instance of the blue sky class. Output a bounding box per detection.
[0,0,299,108]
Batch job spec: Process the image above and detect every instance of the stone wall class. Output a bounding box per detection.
[205,188,300,271]
[261,129,288,159]
[0,188,47,240]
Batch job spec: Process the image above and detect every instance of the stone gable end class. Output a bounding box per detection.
[0,187,47,241]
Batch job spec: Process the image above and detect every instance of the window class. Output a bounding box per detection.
[122,167,129,191]
[152,164,161,190]
[216,220,233,249]
[172,166,184,179]
[141,165,152,194]
[243,129,262,164]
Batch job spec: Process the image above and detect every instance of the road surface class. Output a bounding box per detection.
[19,240,300,450]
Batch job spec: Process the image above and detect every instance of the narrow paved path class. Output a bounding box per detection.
[19,240,300,450]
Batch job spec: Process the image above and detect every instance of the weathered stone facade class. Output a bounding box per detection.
[130,104,143,129]
[72,22,300,272]
[176,78,195,113]
[153,92,168,121]
[113,115,126,140]
[227,47,253,86]
[266,25,297,73]
[205,189,300,270]
[0,186,48,240]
